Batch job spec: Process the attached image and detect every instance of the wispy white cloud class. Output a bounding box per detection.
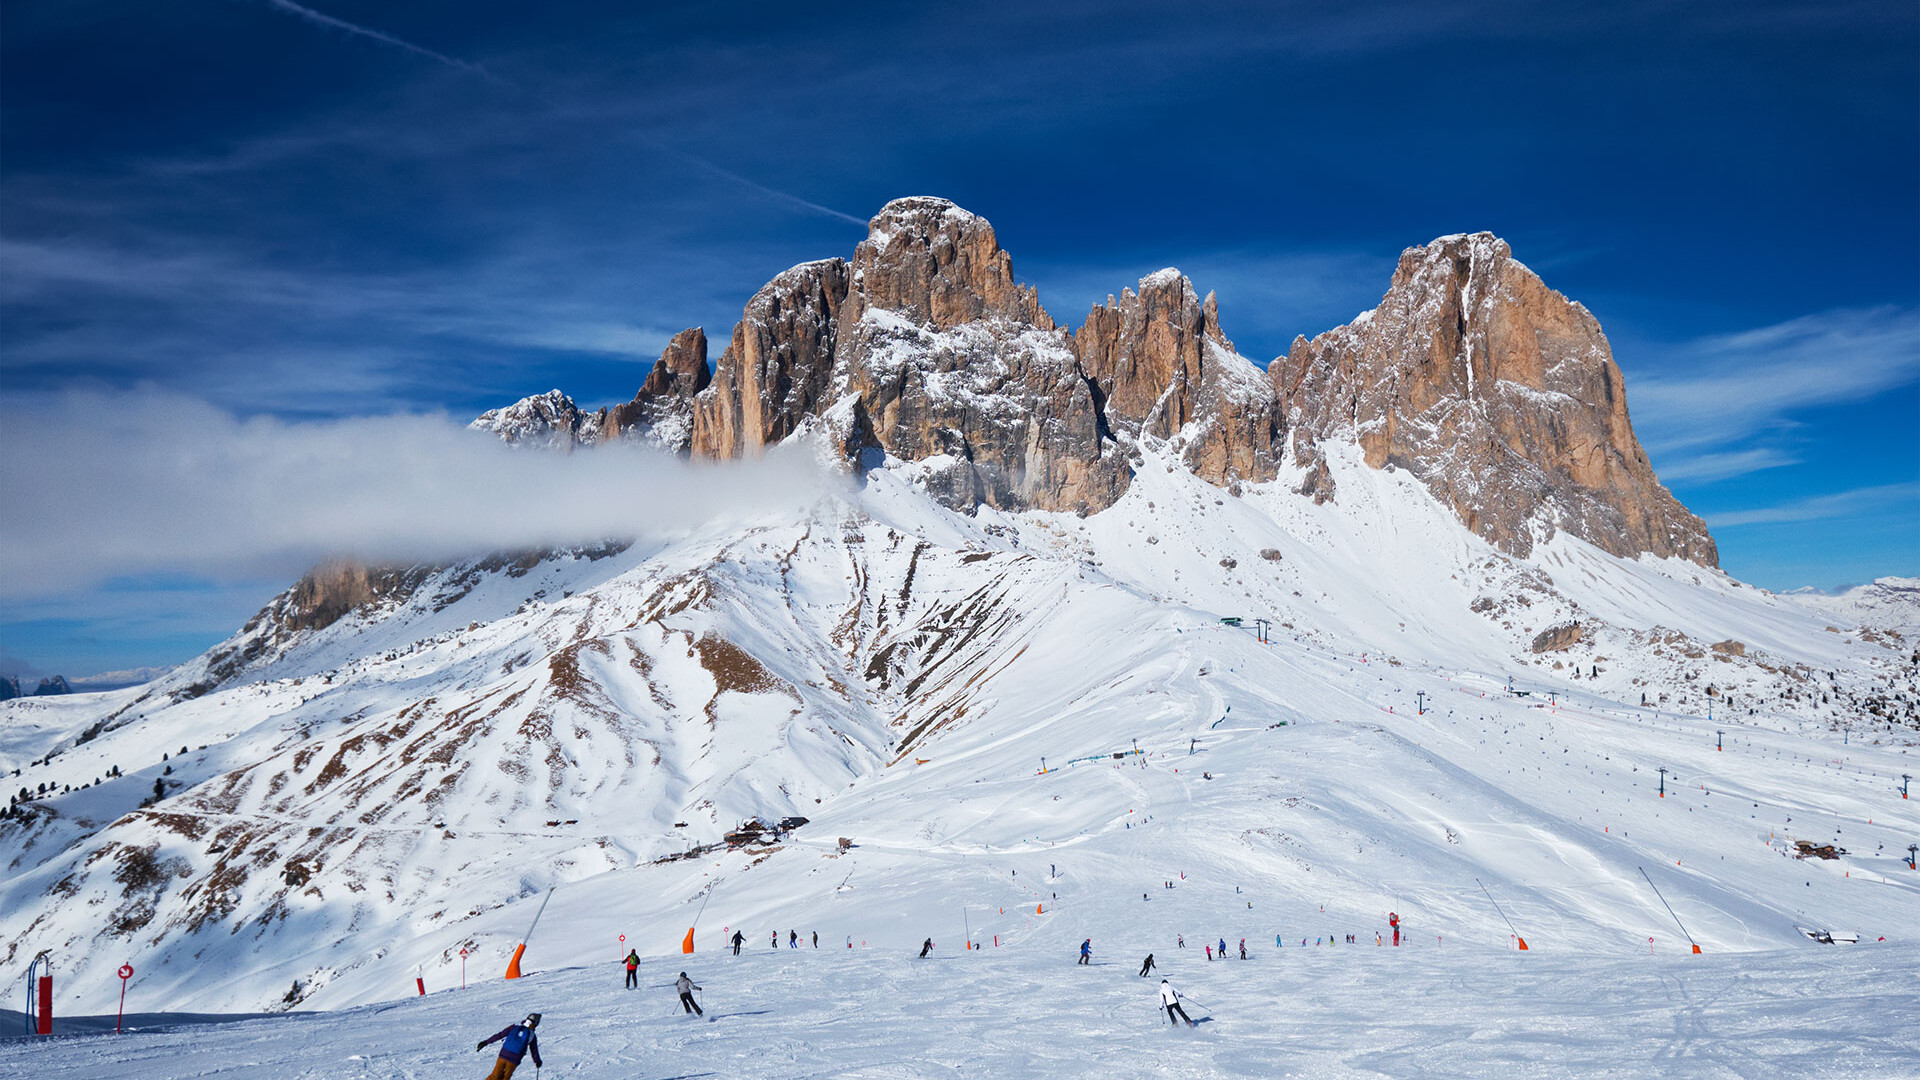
[0,391,840,600]
[1705,480,1920,528]
[1652,446,1799,484]
[1631,306,1920,458]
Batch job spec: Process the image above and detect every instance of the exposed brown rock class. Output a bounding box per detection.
[1711,639,1746,657]
[592,327,712,455]
[692,260,850,459]
[695,198,1128,511]
[1077,271,1280,486]
[1272,233,1717,566]
[1531,622,1583,653]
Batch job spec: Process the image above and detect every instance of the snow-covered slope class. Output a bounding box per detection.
[4,436,1915,1025]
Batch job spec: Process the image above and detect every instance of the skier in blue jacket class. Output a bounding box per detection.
[476,1012,542,1079]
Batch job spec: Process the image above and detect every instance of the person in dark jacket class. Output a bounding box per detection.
[919,937,934,958]
[675,972,703,1015]
[1139,953,1156,977]
[477,1013,542,1079]
[731,930,745,956]
[623,950,641,988]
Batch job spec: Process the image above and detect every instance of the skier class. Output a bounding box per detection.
[812,930,818,949]
[1205,944,1213,961]
[790,930,798,949]
[920,937,934,958]
[476,1012,542,1080]
[1238,938,1247,960]
[1217,937,1227,957]
[623,948,641,989]
[1176,934,1184,949]
[1078,939,1092,965]
[1159,980,1194,1027]
[674,972,703,1015]
[770,930,778,949]
[731,930,745,956]
[1139,953,1156,977]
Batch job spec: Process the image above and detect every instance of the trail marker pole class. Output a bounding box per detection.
[460,947,468,989]
[116,964,133,1033]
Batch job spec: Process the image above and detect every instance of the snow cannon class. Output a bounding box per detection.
[25,951,52,1035]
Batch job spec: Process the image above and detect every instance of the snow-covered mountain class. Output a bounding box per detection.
[3,200,1915,1021]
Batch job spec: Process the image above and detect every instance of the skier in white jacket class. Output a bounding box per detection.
[1159,979,1193,1026]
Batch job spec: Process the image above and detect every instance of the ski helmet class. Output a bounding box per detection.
[525,1013,541,1027]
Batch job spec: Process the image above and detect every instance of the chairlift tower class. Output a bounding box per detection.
[1658,767,1668,798]
[1716,730,1724,752]
[1415,691,1426,715]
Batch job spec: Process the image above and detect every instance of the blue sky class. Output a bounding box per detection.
[2,0,1915,677]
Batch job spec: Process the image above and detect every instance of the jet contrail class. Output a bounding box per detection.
[259,0,516,87]
[255,0,865,227]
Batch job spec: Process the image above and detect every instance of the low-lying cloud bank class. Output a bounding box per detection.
[0,391,839,600]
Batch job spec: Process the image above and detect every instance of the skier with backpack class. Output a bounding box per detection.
[1078,939,1092,965]
[623,949,640,989]
[1159,980,1193,1027]
[674,972,703,1016]
[476,1012,542,1079]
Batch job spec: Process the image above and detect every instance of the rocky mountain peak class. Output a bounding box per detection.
[847,196,1050,331]
[1273,231,1717,565]
[1076,268,1279,487]
[469,389,590,449]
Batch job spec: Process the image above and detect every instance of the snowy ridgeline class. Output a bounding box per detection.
[4,941,1917,1078]
[0,441,1916,1036]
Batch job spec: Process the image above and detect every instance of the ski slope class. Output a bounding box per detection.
[5,936,1916,1078]
[3,440,1916,1077]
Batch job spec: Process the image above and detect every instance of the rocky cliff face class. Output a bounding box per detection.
[479,204,1711,566]
[1076,270,1280,489]
[476,331,711,456]
[1271,233,1716,565]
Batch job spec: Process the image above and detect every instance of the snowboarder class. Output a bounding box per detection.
[1139,953,1156,977]
[1078,939,1092,965]
[623,949,640,989]
[674,972,703,1015]
[920,937,934,958]
[731,930,744,956]
[1238,938,1247,960]
[476,1012,542,1080]
[1159,980,1193,1026]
